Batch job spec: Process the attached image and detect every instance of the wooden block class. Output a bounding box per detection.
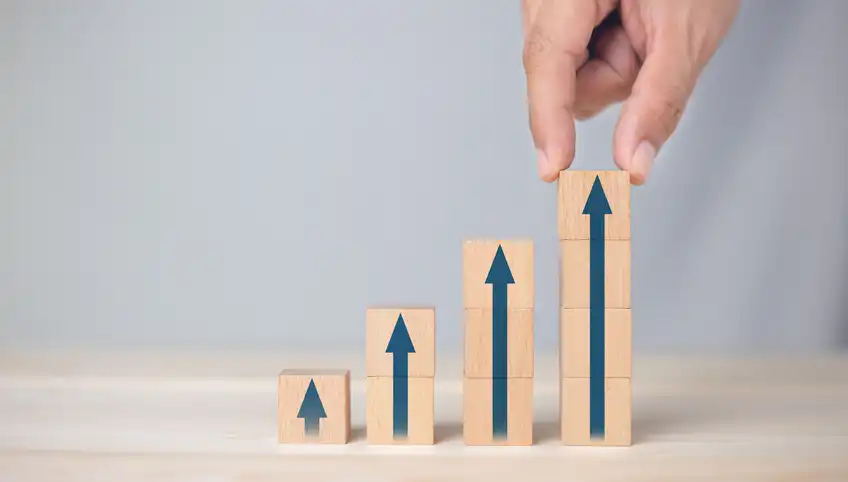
[366,376,434,445]
[560,308,631,378]
[557,170,630,240]
[463,239,534,309]
[560,377,631,446]
[366,307,435,378]
[464,308,534,378]
[559,240,630,308]
[278,369,350,444]
[463,377,533,446]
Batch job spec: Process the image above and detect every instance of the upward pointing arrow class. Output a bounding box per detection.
[583,175,612,439]
[486,245,514,438]
[297,379,327,436]
[386,314,415,438]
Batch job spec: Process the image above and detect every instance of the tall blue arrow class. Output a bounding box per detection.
[584,175,612,438]
[386,313,415,438]
[297,379,327,436]
[486,245,514,438]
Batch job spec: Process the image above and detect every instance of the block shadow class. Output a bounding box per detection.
[434,422,463,444]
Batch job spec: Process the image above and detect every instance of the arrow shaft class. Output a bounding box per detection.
[491,282,508,438]
[492,283,508,379]
[392,353,409,438]
[304,417,320,436]
[589,214,606,438]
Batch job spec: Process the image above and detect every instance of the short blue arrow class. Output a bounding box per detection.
[297,379,327,436]
[386,313,415,438]
[486,245,514,439]
[583,175,612,438]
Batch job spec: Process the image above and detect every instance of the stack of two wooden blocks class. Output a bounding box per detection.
[558,171,632,446]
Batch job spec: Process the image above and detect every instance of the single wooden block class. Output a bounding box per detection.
[464,308,534,378]
[557,170,630,240]
[559,240,630,308]
[366,307,435,378]
[278,369,350,444]
[462,239,534,309]
[366,376,435,445]
[463,377,533,446]
[560,308,631,378]
[560,377,631,446]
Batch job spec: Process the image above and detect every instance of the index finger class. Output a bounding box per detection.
[523,0,616,181]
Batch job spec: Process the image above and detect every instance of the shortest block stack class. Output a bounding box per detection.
[558,170,632,446]
[462,239,534,446]
[278,369,351,444]
[366,307,436,444]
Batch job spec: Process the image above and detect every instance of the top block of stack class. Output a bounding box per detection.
[462,239,534,309]
[366,307,435,378]
[558,171,630,240]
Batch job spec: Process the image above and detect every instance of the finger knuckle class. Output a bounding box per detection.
[522,29,551,74]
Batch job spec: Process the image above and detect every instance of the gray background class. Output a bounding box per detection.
[1,0,846,353]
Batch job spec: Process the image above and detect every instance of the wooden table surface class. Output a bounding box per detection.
[0,349,846,481]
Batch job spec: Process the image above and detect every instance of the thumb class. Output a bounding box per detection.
[613,42,697,185]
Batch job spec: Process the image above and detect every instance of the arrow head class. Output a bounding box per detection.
[386,314,416,354]
[485,245,515,285]
[582,176,612,215]
[297,379,327,420]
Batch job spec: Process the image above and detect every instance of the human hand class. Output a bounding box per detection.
[522,0,740,184]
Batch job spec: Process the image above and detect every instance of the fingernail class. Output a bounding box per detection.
[630,141,656,185]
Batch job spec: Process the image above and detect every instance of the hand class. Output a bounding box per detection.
[522,0,740,185]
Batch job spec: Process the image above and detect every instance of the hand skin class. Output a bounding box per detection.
[522,0,740,185]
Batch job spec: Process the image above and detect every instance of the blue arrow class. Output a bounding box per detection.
[297,378,327,436]
[486,245,514,439]
[386,313,415,438]
[583,175,612,439]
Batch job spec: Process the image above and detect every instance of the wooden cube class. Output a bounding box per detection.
[278,369,350,444]
[464,308,533,378]
[559,240,630,308]
[560,377,631,446]
[560,308,631,378]
[366,376,434,445]
[557,170,630,240]
[463,377,533,446]
[463,239,534,309]
[366,307,435,378]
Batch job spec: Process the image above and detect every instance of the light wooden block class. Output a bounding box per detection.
[366,307,435,378]
[560,308,631,378]
[463,377,533,446]
[560,377,631,446]
[366,376,434,445]
[278,369,350,444]
[464,308,534,378]
[463,239,534,309]
[559,240,630,308]
[557,170,630,240]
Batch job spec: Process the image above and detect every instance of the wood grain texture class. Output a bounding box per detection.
[463,377,533,446]
[366,376,434,445]
[2,351,848,481]
[557,170,630,240]
[560,240,630,308]
[277,370,350,444]
[366,307,435,378]
[462,239,534,309]
[464,308,533,378]
[561,377,631,446]
[560,308,631,378]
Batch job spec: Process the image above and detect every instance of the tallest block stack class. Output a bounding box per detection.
[558,171,632,446]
